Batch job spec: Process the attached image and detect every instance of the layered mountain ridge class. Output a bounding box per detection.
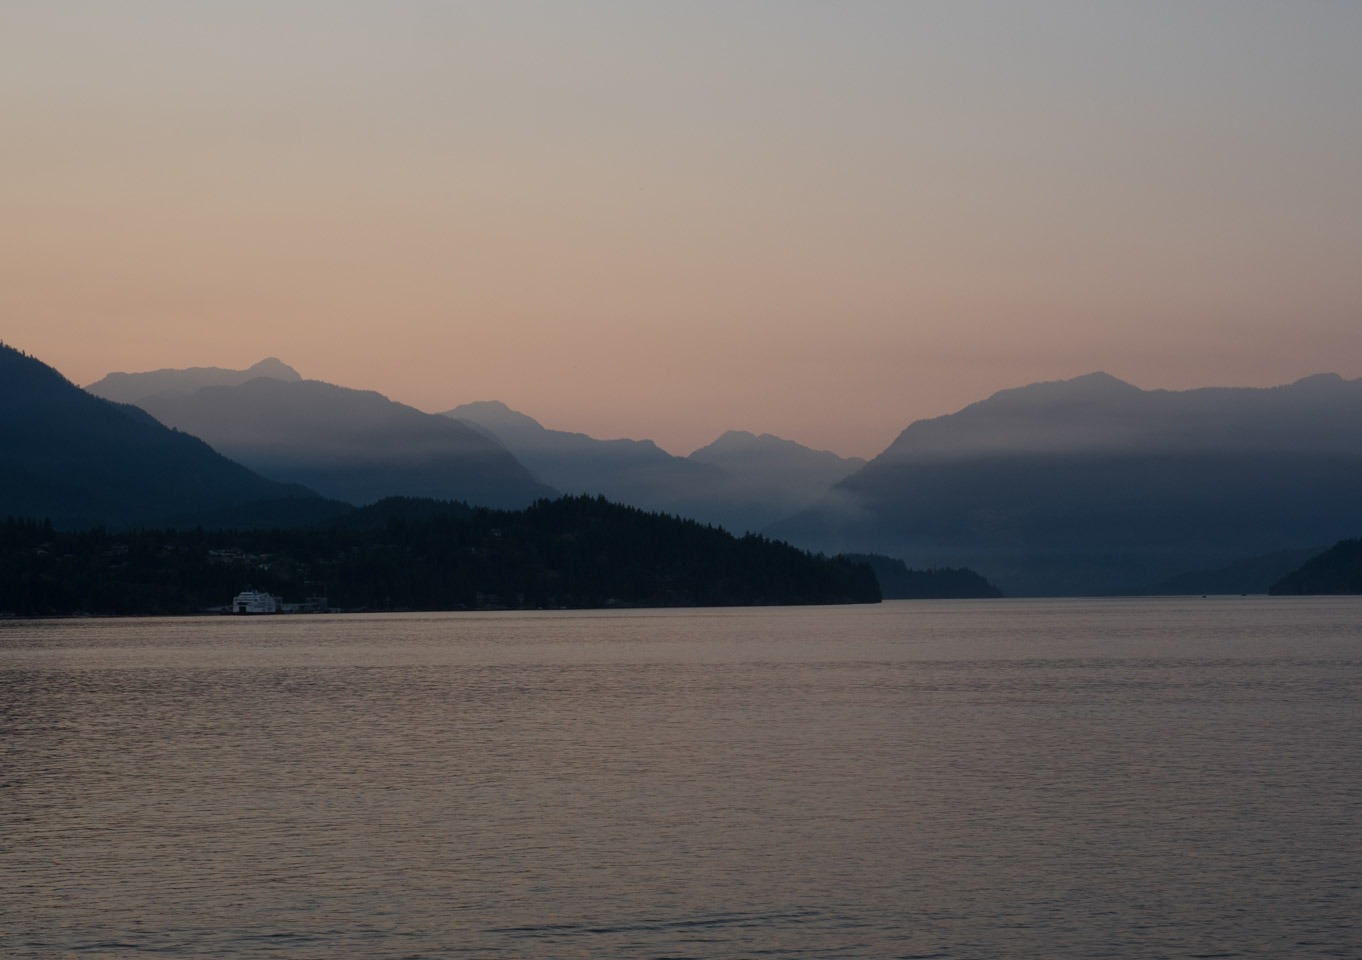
[0,342,320,528]
[22,347,1362,598]
[445,402,864,533]
[768,372,1362,595]
[127,379,556,509]
[86,357,302,404]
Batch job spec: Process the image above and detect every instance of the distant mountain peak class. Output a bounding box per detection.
[86,358,303,405]
[132,378,556,509]
[1069,370,1137,389]
[245,357,302,380]
[1287,372,1347,390]
[714,429,759,443]
[442,400,548,434]
[984,371,1139,405]
[692,430,860,463]
[1,343,317,527]
[772,369,1362,596]
[454,399,517,415]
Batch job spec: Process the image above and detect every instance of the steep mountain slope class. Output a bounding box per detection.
[1134,546,1325,596]
[1269,538,1362,595]
[137,379,555,508]
[444,400,728,513]
[0,343,318,528]
[688,430,864,527]
[445,402,864,532]
[768,373,1362,596]
[86,357,301,404]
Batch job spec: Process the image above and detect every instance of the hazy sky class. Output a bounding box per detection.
[4,2,1361,457]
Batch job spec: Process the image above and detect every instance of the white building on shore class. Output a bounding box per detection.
[232,590,278,614]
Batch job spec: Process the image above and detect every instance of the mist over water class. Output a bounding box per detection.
[3,600,1360,959]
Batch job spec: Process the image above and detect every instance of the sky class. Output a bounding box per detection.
[4,1,1361,458]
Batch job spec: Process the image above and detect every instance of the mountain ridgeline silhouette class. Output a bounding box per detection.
[768,372,1362,596]
[87,361,863,527]
[1134,546,1326,597]
[444,402,864,533]
[102,377,557,509]
[446,399,725,514]
[17,345,1362,600]
[1268,538,1362,595]
[86,357,303,404]
[0,342,321,528]
[687,430,867,524]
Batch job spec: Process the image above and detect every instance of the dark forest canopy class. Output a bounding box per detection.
[1269,538,1362,595]
[840,553,1003,599]
[0,495,880,617]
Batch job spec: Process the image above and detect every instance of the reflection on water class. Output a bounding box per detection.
[2,598,1360,958]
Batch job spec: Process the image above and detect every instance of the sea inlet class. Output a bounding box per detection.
[3,598,1359,958]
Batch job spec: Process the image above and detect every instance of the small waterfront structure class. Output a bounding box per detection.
[232,590,278,614]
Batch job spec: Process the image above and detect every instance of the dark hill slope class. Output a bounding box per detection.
[1135,546,1325,596]
[769,373,1362,596]
[1269,539,1362,595]
[136,379,556,509]
[841,553,1003,599]
[0,343,317,528]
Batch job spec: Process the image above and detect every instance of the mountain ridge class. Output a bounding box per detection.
[134,378,556,509]
[1269,538,1362,595]
[86,357,302,404]
[444,401,863,533]
[0,343,320,528]
[768,372,1362,596]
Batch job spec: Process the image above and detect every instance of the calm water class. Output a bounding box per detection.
[2,598,1360,959]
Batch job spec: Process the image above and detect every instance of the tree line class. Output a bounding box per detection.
[0,495,881,617]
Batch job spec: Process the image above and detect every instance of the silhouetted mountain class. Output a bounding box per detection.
[134,378,556,509]
[0,342,318,528]
[1135,546,1324,596]
[841,553,1003,599]
[769,372,1362,596]
[1269,538,1362,595]
[444,403,861,532]
[0,495,881,616]
[688,430,864,529]
[86,357,301,404]
[445,400,729,512]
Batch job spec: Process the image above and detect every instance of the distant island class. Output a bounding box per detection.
[1268,538,1362,595]
[0,495,880,617]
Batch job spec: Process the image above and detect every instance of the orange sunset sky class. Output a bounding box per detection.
[4,2,1361,458]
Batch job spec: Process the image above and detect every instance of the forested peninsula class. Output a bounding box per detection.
[0,495,880,617]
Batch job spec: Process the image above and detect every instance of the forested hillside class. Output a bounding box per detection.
[1269,539,1362,595]
[0,496,880,616]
